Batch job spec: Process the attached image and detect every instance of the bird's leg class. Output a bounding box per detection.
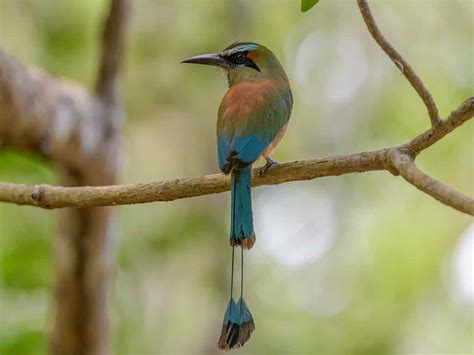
[260,156,279,176]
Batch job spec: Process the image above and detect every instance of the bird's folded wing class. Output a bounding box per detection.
[217,81,291,173]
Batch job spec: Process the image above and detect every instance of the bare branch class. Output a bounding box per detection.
[391,150,474,215]
[95,0,131,105]
[404,97,474,155]
[357,0,440,126]
[2,94,471,211]
[0,150,390,209]
[0,51,117,180]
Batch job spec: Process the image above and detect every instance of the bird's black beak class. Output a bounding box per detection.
[181,53,229,69]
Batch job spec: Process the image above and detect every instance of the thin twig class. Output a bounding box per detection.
[357,0,440,126]
[391,150,474,215]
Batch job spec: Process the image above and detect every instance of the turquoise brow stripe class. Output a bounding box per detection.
[224,44,258,56]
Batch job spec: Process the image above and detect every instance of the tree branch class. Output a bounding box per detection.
[0,150,389,208]
[0,1,472,217]
[95,0,131,105]
[0,98,472,214]
[357,0,440,126]
[391,150,474,215]
[0,50,116,180]
[403,97,474,155]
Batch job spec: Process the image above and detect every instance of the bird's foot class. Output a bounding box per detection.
[260,157,278,177]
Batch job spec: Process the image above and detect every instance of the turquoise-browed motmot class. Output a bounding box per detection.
[182,42,293,349]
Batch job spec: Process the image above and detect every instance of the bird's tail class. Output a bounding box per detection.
[218,247,254,350]
[219,168,255,349]
[230,167,256,249]
[218,297,255,350]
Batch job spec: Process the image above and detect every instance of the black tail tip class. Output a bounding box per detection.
[230,233,256,250]
[218,320,255,350]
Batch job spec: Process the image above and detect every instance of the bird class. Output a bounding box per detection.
[182,42,293,350]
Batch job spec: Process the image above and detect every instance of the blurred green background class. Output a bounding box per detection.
[0,0,473,354]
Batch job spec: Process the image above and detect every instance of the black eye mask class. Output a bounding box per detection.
[226,52,260,72]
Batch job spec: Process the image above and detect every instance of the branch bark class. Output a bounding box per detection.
[0,150,389,207]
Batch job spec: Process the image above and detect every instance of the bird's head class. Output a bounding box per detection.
[181,42,289,87]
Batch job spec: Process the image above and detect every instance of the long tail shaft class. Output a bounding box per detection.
[230,167,256,249]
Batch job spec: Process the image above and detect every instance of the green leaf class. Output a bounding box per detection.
[301,0,319,12]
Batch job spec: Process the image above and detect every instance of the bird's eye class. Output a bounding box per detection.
[234,52,247,64]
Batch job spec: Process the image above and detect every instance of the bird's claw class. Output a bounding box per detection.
[260,157,278,177]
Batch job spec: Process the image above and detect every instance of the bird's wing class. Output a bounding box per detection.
[217,80,292,173]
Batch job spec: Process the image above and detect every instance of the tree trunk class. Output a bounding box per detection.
[0,1,129,353]
[51,172,118,355]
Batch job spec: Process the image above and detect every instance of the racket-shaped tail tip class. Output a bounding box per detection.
[218,298,255,350]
